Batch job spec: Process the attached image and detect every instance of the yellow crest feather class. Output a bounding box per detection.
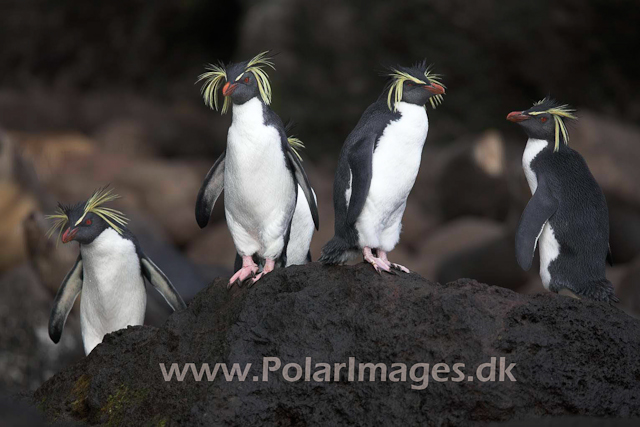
[76,187,128,234]
[197,52,275,113]
[386,67,445,112]
[45,206,69,244]
[46,187,129,242]
[243,51,276,106]
[287,136,305,161]
[197,63,231,114]
[528,100,576,152]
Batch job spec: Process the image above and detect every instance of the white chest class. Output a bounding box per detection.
[80,229,145,328]
[224,97,295,230]
[522,138,548,194]
[369,102,428,201]
[226,97,285,174]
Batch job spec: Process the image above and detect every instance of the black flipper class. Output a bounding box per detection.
[285,147,319,230]
[49,255,83,344]
[319,134,375,265]
[195,150,226,229]
[345,135,374,225]
[607,245,614,267]
[515,178,559,271]
[140,253,187,311]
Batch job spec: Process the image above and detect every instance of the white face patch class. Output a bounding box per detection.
[522,138,548,194]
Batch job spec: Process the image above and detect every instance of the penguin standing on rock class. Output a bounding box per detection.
[319,61,445,273]
[46,187,186,354]
[195,52,319,287]
[507,98,617,302]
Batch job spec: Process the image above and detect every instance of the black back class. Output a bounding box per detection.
[333,96,400,244]
[530,142,610,290]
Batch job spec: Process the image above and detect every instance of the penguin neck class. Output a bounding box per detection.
[231,97,265,127]
[394,101,429,138]
[522,138,552,193]
[396,101,428,115]
[80,228,130,258]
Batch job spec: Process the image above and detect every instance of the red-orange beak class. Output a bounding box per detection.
[222,82,237,97]
[425,83,445,95]
[61,227,78,244]
[506,111,530,122]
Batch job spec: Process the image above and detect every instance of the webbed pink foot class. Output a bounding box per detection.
[229,256,259,289]
[250,258,276,286]
[379,250,410,273]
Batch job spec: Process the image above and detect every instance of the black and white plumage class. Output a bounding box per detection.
[46,187,186,354]
[194,52,318,287]
[319,61,445,273]
[507,98,617,302]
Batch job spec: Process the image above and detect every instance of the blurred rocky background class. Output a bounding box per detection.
[0,0,639,398]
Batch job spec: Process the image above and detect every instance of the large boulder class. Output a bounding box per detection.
[34,263,640,426]
[0,265,84,393]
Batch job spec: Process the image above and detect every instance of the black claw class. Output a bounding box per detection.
[386,268,398,276]
[242,272,257,287]
[391,264,409,273]
[247,275,260,288]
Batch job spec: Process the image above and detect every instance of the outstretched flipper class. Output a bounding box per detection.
[515,178,559,271]
[140,254,187,311]
[195,150,226,229]
[49,255,83,344]
[285,146,319,230]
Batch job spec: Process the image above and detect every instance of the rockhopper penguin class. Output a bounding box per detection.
[46,187,186,355]
[195,52,319,286]
[319,61,445,273]
[507,98,617,302]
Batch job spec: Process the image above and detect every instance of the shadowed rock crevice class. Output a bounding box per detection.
[34,263,640,426]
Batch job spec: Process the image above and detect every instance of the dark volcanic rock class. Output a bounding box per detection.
[34,263,640,426]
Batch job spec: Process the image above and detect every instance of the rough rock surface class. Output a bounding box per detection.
[34,263,640,426]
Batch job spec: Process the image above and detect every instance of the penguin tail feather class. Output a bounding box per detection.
[319,236,358,265]
[576,279,619,303]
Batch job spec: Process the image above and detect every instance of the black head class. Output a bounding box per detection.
[198,51,275,113]
[46,187,128,245]
[507,98,577,151]
[60,204,110,244]
[385,60,446,111]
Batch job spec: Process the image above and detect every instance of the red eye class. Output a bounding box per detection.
[540,117,548,123]
[85,219,92,225]
[244,77,250,83]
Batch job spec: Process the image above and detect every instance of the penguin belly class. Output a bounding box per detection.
[286,185,315,265]
[224,98,296,260]
[79,229,146,354]
[355,102,428,251]
[538,223,560,289]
